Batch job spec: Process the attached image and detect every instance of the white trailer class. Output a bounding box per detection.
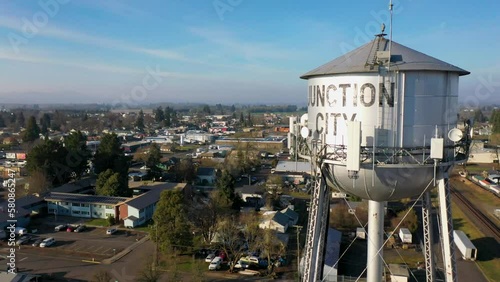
[356,228,366,239]
[399,228,412,244]
[453,230,477,261]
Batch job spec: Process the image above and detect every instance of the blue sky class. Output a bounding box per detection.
[0,0,498,105]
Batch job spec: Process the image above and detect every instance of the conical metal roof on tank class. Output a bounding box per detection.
[301,36,469,79]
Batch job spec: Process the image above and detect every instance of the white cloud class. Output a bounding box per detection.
[0,16,196,63]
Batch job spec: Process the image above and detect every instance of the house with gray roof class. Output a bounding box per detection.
[280,207,299,226]
[259,211,290,233]
[120,183,190,228]
[44,192,130,222]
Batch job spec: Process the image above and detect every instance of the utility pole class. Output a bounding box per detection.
[293,225,303,282]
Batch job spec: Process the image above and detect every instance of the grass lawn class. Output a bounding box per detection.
[452,201,500,282]
[85,218,110,226]
[289,191,310,200]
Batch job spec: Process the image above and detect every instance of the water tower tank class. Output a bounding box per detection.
[302,36,470,201]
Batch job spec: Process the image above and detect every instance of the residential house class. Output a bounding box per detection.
[280,207,299,226]
[196,167,217,185]
[45,192,129,222]
[237,185,266,208]
[259,211,289,233]
[120,183,190,228]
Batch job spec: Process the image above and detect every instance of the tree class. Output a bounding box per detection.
[93,133,130,196]
[164,107,172,127]
[174,158,196,183]
[146,143,162,179]
[22,116,40,142]
[0,115,5,127]
[92,270,112,282]
[215,217,246,273]
[246,112,253,127]
[153,190,193,253]
[26,139,71,186]
[329,204,356,229]
[492,109,500,134]
[154,106,164,123]
[202,105,211,115]
[188,190,231,244]
[106,214,116,226]
[17,111,25,128]
[137,257,162,282]
[474,109,486,123]
[39,113,51,135]
[260,229,286,276]
[26,170,51,196]
[64,131,90,180]
[391,208,419,233]
[136,109,145,131]
[215,170,241,209]
[96,169,121,196]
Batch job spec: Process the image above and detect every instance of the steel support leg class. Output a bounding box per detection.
[367,200,385,282]
[437,173,457,282]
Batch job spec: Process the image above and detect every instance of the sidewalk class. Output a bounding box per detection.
[101,235,150,265]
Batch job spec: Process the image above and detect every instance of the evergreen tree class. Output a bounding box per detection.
[146,143,162,179]
[154,106,164,123]
[246,112,253,127]
[153,190,193,253]
[26,139,71,186]
[0,115,5,127]
[164,107,171,127]
[492,110,500,134]
[93,133,130,196]
[64,131,90,179]
[17,111,25,128]
[9,112,16,124]
[215,170,240,209]
[22,116,40,142]
[136,109,145,131]
[95,169,121,196]
[239,112,244,124]
[230,104,236,113]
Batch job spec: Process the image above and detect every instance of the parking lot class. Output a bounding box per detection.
[1,216,146,261]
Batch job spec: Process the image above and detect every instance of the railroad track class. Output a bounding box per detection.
[450,187,500,241]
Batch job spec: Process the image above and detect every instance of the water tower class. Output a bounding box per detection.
[298,29,471,282]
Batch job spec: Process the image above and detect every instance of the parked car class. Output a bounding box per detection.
[40,237,55,248]
[31,238,43,247]
[205,253,216,263]
[66,225,76,232]
[208,257,222,270]
[14,227,28,235]
[16,235,32,246]
[54,224,67,232]
[234,260,250,269]
[106,228,117,235]
[74,225,86,232]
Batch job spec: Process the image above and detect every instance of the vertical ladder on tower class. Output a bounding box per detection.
[422,191,436,282]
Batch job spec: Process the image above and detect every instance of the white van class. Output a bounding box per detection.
[208,257,222,270]
[40,237,55,248]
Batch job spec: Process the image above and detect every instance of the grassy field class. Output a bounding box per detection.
[452,202,500,282]
[85,218,110,226]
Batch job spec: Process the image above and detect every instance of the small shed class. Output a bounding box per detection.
[388,264,409,282]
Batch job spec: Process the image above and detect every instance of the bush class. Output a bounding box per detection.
[107,215,116,226]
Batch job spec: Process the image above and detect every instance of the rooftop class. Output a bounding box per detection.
[44,192,130,205]
[124,183,188,210]
[301,36,469,79]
